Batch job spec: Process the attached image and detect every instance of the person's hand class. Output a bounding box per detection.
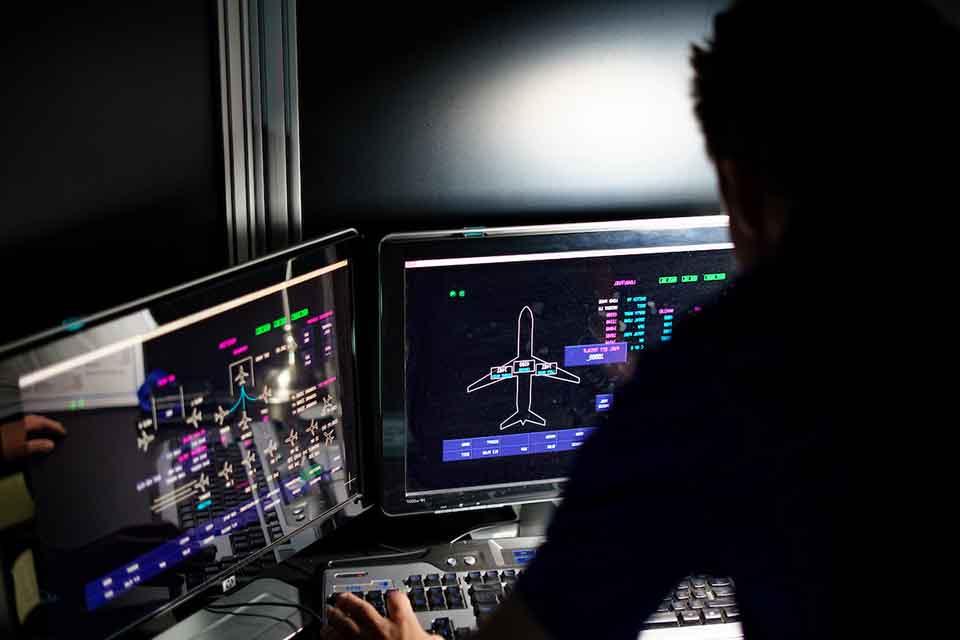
[323,591,439,640]
[0,414,66,462]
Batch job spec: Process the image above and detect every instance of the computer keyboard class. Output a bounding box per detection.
[323,537,743,639]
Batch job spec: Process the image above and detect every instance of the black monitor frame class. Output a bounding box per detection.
[378,216,732,517]
[0,228,365,639]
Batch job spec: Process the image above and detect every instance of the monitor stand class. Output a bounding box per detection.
[465,501,557,541]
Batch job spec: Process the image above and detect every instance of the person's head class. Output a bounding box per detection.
[691,1,960,270]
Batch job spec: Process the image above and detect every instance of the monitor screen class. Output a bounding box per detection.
[379,217,735,515]
[0,230,361,638]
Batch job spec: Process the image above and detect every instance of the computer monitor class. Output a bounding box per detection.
[379,216,736,516]
[0,229,363,638]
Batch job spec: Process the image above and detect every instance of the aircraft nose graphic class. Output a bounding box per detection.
[466,306,580,430]
[517,305,534,356]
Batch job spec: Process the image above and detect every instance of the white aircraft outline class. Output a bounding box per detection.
[306,420,320,438]
[218,461,233,485]
[185,407,202,429]
[197,472,210,492]
[466,306,580,431]
[214,405,229,426]
[323,427,336,446]
[285,429,299,448]
[320,395,337,416]
[236,411,252,432]
[264,439,279,462]
[136,430,155,452]
[234,366,249,387]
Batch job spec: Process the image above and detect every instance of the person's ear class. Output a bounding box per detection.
[717,157,764,242]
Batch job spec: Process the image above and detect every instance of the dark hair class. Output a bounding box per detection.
[691,1,960,214]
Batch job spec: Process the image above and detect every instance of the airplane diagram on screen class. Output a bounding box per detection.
[466,306,580,430]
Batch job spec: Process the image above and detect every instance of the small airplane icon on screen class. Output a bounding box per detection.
[466,306,580,430]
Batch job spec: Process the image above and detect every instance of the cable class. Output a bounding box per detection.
[449,516,520,544]
[204,600,323,626]
[202,606,299,632]
[326,547,430,568]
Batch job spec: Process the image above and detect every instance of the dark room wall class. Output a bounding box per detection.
[4,0,956,345]
[0,2,226,345]
[297,0,728,240]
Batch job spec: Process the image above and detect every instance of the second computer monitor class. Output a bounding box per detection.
[379,216,736,515]
[0,229,362,638]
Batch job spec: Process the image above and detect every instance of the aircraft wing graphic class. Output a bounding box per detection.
[466,358,517,393]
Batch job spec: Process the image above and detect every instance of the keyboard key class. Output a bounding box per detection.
[471,590,499,606]
[707,597,736,608]
[672,600,688,611]
[708,577,732,588]
[675,582,690,591]
[692,588,707,599]
[409,588,428,612]
[442,572,459,586]
[425,574,442,588]
[501,569,517,579]
[712,585,735,597]
[646,611,679,627]
[690,576,707,588]
[407,575,424,588]
[466,571,482,584]
[703,608,724,623]
[482,571,500,584]
[445,587,466,609]
[431,617,456,640]
[474,602,497,624]
[674,590,690,600]
[427,587,446,610]
[689,598,708,610]
[469,583,503,597]
[680,610,702,625]
[363,591,387,617]
[656,600,672,613]
[724,606,741,621]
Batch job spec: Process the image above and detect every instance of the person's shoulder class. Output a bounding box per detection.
[660,268,784,366]
[612,264,794,429]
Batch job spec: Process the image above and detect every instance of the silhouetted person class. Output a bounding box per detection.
[327,2,958,638]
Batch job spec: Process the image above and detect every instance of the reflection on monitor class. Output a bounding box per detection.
[0,230,360,638]
[380,217,735,514]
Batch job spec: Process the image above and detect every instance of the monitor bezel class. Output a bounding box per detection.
[0,228,366,639]
[378,215,731,517]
